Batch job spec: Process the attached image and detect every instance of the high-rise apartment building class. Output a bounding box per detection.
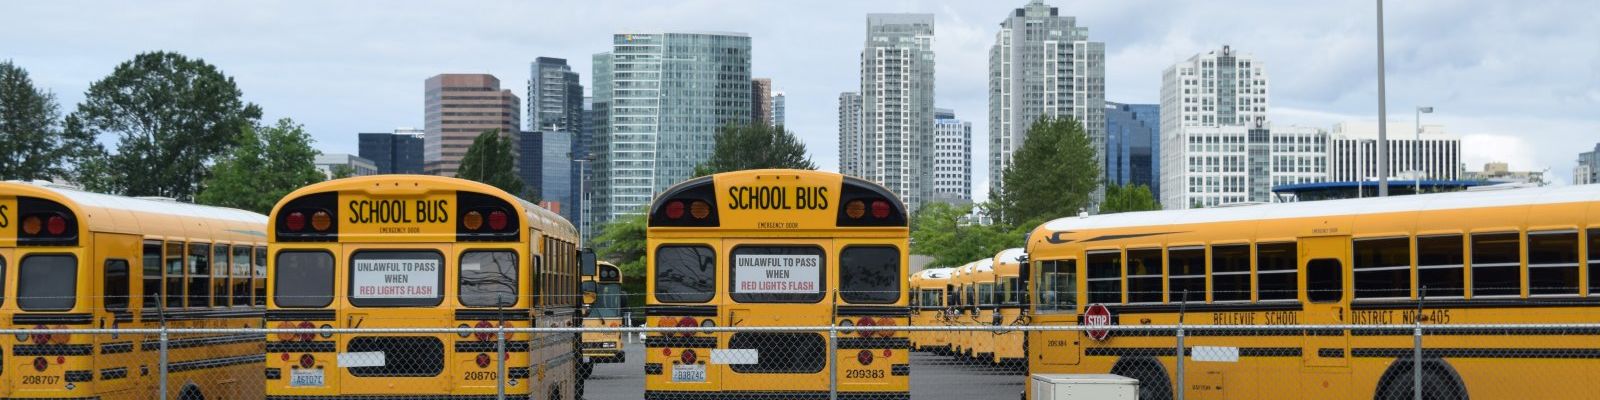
[931,108,972,203]
[989,0,1105,197]
[838,92,865,177]
[752,78,774,126]
[588,32,752,228]
[773,91,786,127]
[424,74,520,176]
[1577,143,1600,185]
[358,127,425,174]
[519,130,579,220]
[859,13,935,211]
[1105,102,1160,197]
[587,55,614,243]
[527,57,583,133]
[1326,122,1461,183]
[1159,45,1269,209]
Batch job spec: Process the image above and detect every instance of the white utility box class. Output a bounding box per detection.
[1031,374,1140,400]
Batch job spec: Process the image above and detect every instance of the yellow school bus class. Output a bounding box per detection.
[989,247,1026,367]
[265,175,587,400]
[908,267,953,354]
[579,260,626,378]
[962,258,996,362]
[1,180,267,400]
[644,169,910,400]
[1025,185,1600,400]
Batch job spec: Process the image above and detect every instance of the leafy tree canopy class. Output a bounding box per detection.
[593,213,646,278]
[693,122,816,177]
[0,60,96,181]
[456,129,527,198]
[910,201,1030,267]
[1100,183,1161,214]
[988,116,1100,227]
[196,118,325,214]
[67,51,262,200]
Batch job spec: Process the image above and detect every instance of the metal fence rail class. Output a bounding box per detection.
[4,323,1597,399]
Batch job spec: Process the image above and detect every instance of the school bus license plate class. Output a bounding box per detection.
[671,364,706,382]
[290,369,325,387]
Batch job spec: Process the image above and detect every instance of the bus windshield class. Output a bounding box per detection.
[591,283,623,318]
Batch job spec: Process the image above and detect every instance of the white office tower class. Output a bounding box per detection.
[1160,45,1270,209]
[988,0,1105,199]
[858,14,936,212]
[931,108,973,203]
[1326,121,1462,182]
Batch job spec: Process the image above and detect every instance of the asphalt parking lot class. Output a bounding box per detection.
[580,339,1026,399]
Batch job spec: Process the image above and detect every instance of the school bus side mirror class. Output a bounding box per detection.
[580,248,597,276]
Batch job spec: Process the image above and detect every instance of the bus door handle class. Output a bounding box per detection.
[728,309,748,327]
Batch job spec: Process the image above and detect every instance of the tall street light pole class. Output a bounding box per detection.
[1415,106,1433,194]
[1376,0,1390,197]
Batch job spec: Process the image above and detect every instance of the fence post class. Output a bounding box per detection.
[1413,326,1422,400]
[158,326,169,400]
[828,325,839,400]
[497,322,508,400]
[1175,326,1186,400]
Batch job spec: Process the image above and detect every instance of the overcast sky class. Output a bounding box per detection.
[5,0,1597,199]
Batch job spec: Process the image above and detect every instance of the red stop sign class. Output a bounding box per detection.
[1083,303,1113,341]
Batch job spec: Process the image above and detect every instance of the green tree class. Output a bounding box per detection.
[988,116,1100,226]
[1099,184,1161,214]
[910,202,1027,266]
[329,164,357,179]
[0,60,96,181]
[196,118,325,214]
[692,122,816,176]
[593,213,647,278]
[66,51,262,200]
[456,129,527,198]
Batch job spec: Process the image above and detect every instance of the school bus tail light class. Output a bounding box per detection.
[655,317,679,336]
[284,212,306,231]
[648,176,719,227]
[48,325,70,345]
[274,192,338,241]
[33,356,48,372]
[856,349,874,366]
[488,210,508,230]
[275,322,297,341]
[310,211,333,231]
[296,321,316,342]
[675,317,699,337]
[835,177,906,227]
[874,318,897,338]
[474,321,494,342]
[475,353,492,368]
[298,354,315,369]
[855,317,876,338]
[680,349,698,365]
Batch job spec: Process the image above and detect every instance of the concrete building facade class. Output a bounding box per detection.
[527,57,583,132]
[1159,46,1269,209]
[838,92,865,178]
[930,108,972,203]
[1577,143,1600,185]
[424,74,520,176]
[859,14,935,212]
[1325,122,1462,183]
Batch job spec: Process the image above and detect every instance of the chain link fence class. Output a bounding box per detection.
[5,322,1598,399]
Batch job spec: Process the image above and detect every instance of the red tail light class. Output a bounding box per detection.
[664,201,685,219]
[285,212,306,231]
[296,321,316,342]
[680,349,698,364]
[46,215,66,235]
[476,353,492,368]
[33,356,48,371]
[856,349,874,366]
[298,354,315,369]
[488,210,508,230]
[856,317,877,338]
[871,201,891,219]
[676,317,698,338]
[474,320,494,342]
[30,325,48,345]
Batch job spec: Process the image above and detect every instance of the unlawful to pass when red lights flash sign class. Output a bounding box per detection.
[352,259,439,298]
[735,254,820,294]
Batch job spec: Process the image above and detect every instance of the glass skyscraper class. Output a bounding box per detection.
[589,32,752,230]
[1105,102,1160,198]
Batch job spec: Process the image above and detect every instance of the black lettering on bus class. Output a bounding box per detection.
[0,204,9,227]
[415,199,448,223]
[794,186,829,210]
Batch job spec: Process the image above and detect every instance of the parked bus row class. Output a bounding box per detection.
[908,248,1026,370]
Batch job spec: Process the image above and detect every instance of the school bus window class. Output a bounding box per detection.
[1001,277,1020,304]
[188,243,212,308]
[1471,233,1521,297]
[1527,230,1580,296]
[1167,247,1205,303]
[232,245,251,307]
[965,285,976,310]
[1256,242,1298,301]
[1306,258,1344,303]
[1211,245,1251,302]
[1087,251,1122,304]
[460,250,518,307]
[946,284,959,308]
[213,244,229,307]
[979,282,995,307]
[1125,249,1162,303]
[840,246,900,304]
[1417,235,1466,298]
[730,245,825,303]
[143,240,161,308]
[1035,260,1077,312]
[592,282,623,318]
[0,255,7,307]
[655,245,715,303]
[918,289,941,309]
[275,251,335,308]
[17,254,77,311]
[105,259,131,311]
[1353,237,1411,299]
[254,247,267,306]
[166,242,184,308]
[1588,228,1600,295]
[348,250,444,307]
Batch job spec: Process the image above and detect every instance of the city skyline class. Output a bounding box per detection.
[5,1,1597,200]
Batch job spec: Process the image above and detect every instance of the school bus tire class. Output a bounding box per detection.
[1374,358,1466,400]
[1109,357,1172,400]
